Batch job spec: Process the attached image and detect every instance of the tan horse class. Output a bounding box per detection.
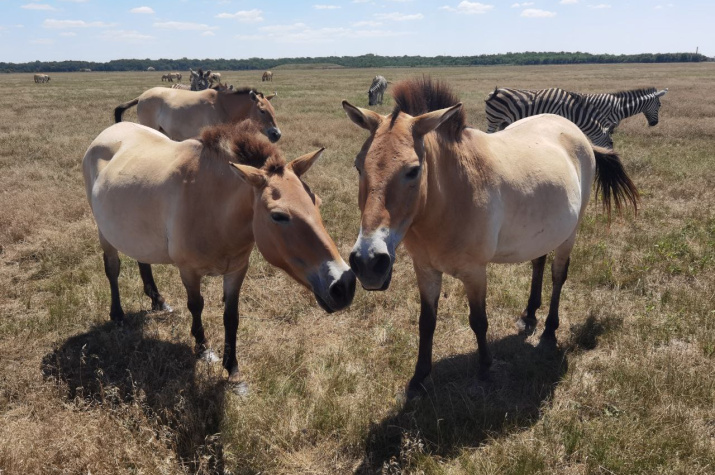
[114,86,281,142]
[83,120,355,384]
[262,71,273,82]
[343,78,639,397]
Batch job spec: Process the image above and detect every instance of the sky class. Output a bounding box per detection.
[0,1,711,63]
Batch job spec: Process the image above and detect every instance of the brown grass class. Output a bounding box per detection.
[1,64,714,474]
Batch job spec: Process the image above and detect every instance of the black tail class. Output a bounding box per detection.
[593,146,639,217]
[114,98,139,123]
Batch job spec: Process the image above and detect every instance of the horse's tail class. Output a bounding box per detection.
[114,98,139,123]
[592,146,639,218]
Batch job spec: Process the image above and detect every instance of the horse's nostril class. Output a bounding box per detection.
[329,280,345,303]
[349,252,362,275]
[371,253,391,277]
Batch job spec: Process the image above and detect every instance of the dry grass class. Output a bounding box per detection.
[1,64,714,474]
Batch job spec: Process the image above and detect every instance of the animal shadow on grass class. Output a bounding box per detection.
[41,311,226,473]
[357,314,612,474]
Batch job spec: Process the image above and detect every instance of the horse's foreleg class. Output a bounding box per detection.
[222,262,249,384]
[518,255,547,335]
[406,263,442,398]
[463,265,492,380]
[138,263,171,312]
[179,269,210,358]
[542,236,575,343]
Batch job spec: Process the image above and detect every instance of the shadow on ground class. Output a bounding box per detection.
[41,311,226,473]
[357,314,612,474]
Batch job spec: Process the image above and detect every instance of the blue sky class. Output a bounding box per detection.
[0,1,711,62]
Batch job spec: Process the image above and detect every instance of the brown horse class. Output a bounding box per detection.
[343,78,638,397]
[262,71,273,82]
[114,86,281,142]
[83,120,355,385]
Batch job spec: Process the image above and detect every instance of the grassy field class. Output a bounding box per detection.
[0,64,713,474]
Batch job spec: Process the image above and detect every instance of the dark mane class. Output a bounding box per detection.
[390,76,466,141]
[199,120,285,172]
[227,86,262,96]
[612,87,657,99]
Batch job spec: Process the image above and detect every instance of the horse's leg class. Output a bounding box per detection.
[541,236,576,343]
[221,262,249,384]
[100,234,124,324]
[179,269,211,358]
[517,255,547,335]
[138,263,171,312]
[406,263,443,398]
[462,265,492,380]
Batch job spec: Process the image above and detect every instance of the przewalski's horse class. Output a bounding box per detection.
[114,86,281,142]
[208,72,221,85]
[82,120,355,385]
[262,70,273,82]
[34,74,50,83]
[343,77,639,397]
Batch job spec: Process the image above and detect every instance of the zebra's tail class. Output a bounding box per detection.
[592,146,639,218]
[114,98,139,123]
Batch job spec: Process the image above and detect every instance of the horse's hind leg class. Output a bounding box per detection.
[138,263,172,312]
[541,237,575,343]
[517,255,547,335]
[100,235,124,324]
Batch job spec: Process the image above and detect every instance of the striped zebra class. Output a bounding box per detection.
[484,86,668,148]
[368,75,388,106]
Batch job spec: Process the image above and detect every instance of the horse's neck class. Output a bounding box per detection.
[219,94,252,121]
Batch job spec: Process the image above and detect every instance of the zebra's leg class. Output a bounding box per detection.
[138,263,172,312]
[517,255,547,335]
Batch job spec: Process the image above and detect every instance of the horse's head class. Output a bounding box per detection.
[230,148,355,312]
[342,99,462,290]
[645,88,668,126]
[249,90,281,143]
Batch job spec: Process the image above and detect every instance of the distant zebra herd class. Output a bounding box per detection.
[484,86,668,148]
[161,73,182,82]
[34,74,50,83]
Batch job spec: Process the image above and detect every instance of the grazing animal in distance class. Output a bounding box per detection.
[114,86,281,142]
[82,120,355,385]
[34,74,50,83]
[161,74,173,82]
[343,77,639,398]
[368,75,388,106]
[262,70,273,82]
[484,86,668,148]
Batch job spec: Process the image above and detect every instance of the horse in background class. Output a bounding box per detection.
[262,71,273,82]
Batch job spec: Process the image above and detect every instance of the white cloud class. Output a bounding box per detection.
[60,0,91,3]
[511,2,534,7]
[153,21,219,31]
[314,4,340,9]
[215,9,263,22]
[130,6,154,14]
[440,2,494,15]
[59,31,77,37]
[374,12,424,21]
[588,4,611,8]
[521,8,557,17]
[43,19,116,29]
[31,38,55,44]
[99,29,154,42]
[352,20,382,27]
[201,30,215,36]
[22,3,56,11]
[654,3,674,9]
[560,0,578,4]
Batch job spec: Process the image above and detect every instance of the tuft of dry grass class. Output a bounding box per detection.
[1,64,714,474]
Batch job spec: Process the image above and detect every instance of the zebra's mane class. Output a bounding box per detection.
[390,76,466,141]
[611,87,657,99]
[199,120,285,173]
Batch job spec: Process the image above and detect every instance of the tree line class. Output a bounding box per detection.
[1,52,709,73]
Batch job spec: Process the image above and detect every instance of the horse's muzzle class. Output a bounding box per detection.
[349,250,393,291]
[314,269,356,313]
[267,127,282,143]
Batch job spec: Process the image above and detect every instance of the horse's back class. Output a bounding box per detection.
[137,87,215,140]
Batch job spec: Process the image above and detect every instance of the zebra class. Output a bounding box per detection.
[368,75,388,106]
[484,86,668,148]
[187,68,211,91]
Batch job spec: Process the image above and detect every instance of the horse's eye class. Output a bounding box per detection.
[270,212,290,224]
[405,165,421,180]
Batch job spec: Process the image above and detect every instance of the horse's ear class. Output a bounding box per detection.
[266,92,277,101]
[413,103,463,137]
[288,147,324,178]
[229,162,267,188]
[249,91,258,102]
[342,100,381,132]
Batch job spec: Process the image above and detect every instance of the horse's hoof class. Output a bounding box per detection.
[228,381,249,397]
[198,349,220,363]
[161,302,173,313]
[516,316,537,336]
